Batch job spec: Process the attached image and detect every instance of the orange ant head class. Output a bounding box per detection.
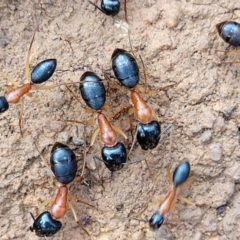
[149,212,164,230]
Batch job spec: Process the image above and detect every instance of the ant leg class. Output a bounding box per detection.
[178,196,195,206]
[166,165,173,185]
[88,128,100,153]
[89,1,105,14]
[124,0,128,23]
[40,198,55,208]
[170,200,176,211]
[129,116,134,140]
[112,125,128,143]
[64,119,95,126]
[180,175,196,190]
[128,106,134,115]
[81,124,87,177]
[19,99,24,137]
[33,84,59,90]
[5,84,14,92]
[127,123,138,158]
[82,127,100,175]
[151,110,160,122]
[25,30,36,80]
[110,104,131,121]
[67,201,89,235]
[0,73,19,86]
[34,141,52,171]
[64,83,86,109]
[68,194,95,208]
[139,55,148,92]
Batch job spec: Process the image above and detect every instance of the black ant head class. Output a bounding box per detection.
[29,211,62,237]
[149,212,164,230]
[0,96,9,113]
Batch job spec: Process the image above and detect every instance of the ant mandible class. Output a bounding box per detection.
[30,142,91,237]
[0,30,57,135]
[149,161,193,230]
[64,71,128,173]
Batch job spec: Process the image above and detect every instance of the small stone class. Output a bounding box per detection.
[192,232,202,240]
[0,39,8,47]
[58,131,71,143]
[86,155,97,170]
[200,130,212,143]
[163,2,182,29]
[209,144,222,161]
[223,106,236,118]
[72,136,84,145]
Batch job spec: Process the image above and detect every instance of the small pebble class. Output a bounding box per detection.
[200,130,212,143]
[209,144,222,161]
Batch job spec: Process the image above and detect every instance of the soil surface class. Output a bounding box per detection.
[1,0,240,240]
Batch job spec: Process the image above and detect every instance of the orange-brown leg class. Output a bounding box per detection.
[64,83,86,109]
[25,30,36,80]
[1,73,19,86]
[166,165,173,185]
[139,55,148,91]
[178,196,195,206]
[68,194,95,209]
[124,0,128,23]
[40,198,55,209]
[112,125,128,142]
[129,116,134,140]
[81,127,100,176]
[67,201,89,235]
[18,99,24,137]
[33,84,59,90]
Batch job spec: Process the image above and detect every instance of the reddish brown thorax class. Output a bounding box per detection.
[5,83,32,103]
[130,91,152,123]
[158,187,177,215]
[50,185,68,219]
[97,113,117,147]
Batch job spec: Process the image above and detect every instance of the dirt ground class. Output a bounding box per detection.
[0,0,240,239]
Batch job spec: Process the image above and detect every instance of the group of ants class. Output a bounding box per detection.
[1,0,238,239]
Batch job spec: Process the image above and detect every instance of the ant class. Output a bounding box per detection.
[149,161,193,230]
[111,48,174,152]
[30,142,91,237]
[64,71,129,172]
[89,0,128,22]
[0,30,57,135]
[216,21,240,46]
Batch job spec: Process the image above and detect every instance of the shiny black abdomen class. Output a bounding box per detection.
[30,211,62,237]
[112,48,139,88]
[101,0,120,16]
[50,142,77,184]
[137,121,161,150]
[0,96,9,113]
[31,59,57,84]
[172,161,190,187]
[80,71,106,110]
[101,142,127,171]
